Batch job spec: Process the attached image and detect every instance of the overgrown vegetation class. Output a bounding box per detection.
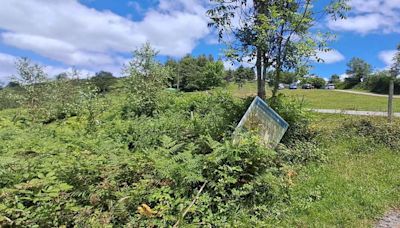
[0,43,332,227]
[1,40,399,227]
[165,54,225,91]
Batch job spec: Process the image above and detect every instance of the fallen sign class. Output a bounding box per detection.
[234,96,289,148]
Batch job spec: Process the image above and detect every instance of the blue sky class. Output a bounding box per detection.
[0,0,399,82]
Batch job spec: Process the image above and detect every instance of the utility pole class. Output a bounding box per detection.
[388,76,394,123]
[388,44,400,123]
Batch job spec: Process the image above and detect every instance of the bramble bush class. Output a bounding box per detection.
[340,119,400,152]
[0,45,325,227]
[0,89,325,226]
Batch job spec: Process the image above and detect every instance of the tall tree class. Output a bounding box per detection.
[329,74,340,84]
[165,57,179,89]
[12,57,48,121]
[208,0,348,99]
[346,57,372,83]
[91,71,116,93]
[123,43,170,117]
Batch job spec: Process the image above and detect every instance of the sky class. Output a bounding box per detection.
[0,0,399,83]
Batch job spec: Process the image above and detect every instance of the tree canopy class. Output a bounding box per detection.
[346,57,372,83]
[208,0,349,98]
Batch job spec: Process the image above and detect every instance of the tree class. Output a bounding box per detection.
[169,55,225,91]
[6,81,21,88]
[46,69,81,122]
[346,57,372,83]
[178,55,199,91]
[123,43,170,117]
[165,57,179,89]
[224,69,235,82]
[202,60,225,89]
[301,76,326,89]
[388,44,400,122]
[91,71,116,93]
[311,77,327,89]
[234,65,255,88]
[329,74,340,84]
[208,0,348,99]
[267,70,299,87]
[12,57,49,121]
[55,72,69,80]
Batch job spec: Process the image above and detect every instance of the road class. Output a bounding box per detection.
[334,89,400,98]
[312,109,400,117]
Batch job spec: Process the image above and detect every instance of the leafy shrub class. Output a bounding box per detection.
[363,71,400,95]
[122,43,170,117]
[269,94,316,146]
[341,119,400,151]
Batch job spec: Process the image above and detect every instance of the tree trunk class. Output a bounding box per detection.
[272,61,282,98]
[177,74,180,90]
[388,77,394,123]
[256,49,265,99]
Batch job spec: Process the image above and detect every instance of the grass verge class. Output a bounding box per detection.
[268,114,400,227]
[226,82,400,112]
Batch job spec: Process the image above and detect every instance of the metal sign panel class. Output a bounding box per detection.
[235,96,289,148]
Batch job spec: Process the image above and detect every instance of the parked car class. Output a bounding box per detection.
[325,83,335,90]
[302,83,313,89]
[278,83,285,90]
[289,83,298,89]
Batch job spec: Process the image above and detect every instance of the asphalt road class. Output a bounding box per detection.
[312,109,400,117]
[334,90,400,98]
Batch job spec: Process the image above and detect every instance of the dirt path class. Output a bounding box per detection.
[376,210,400,228]
[334,90,400,98]
[311,109,400,117]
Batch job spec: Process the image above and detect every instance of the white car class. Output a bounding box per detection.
[325,84,335,90]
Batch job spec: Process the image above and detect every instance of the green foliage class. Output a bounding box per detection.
[329,74,341,84]
[208,0,349,98]
[0,84,325,226]
[123,43,170,117]
[167,55,225,91]
[344,57,372,88]
[269,94,316,146]
[0,88,21,110]
[78,83,108,133]
[341,119,400,151]
[12,57,49,121]
[234,65,255,87]
[91,71,117,93]
[360,70,400,94]
[43,76,81,123]
[300,76,326,89]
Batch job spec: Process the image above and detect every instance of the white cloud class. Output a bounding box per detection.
[0,0,210,71]
[223,61,236,70]
[327,0,400,34]
[316,49,345,64]
[0,51,99,83]
[2,33,116,67]
[339,73,349,81]
[223,56,256,70]
[0,52,17,82]
[379,50,397,67]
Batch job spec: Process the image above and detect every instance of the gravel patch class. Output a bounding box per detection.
[376,210,400,228]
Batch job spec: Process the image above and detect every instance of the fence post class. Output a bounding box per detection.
[388,77,394,123]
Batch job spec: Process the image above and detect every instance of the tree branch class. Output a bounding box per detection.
[173,181,207,228]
